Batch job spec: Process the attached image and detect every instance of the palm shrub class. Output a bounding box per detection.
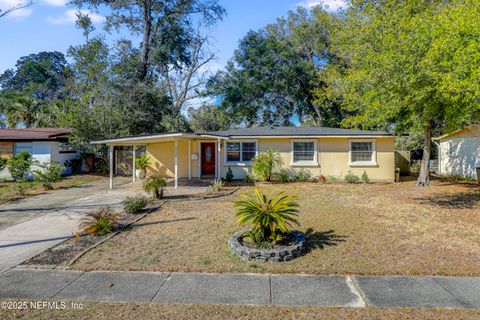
[233,189,299,245]
[7,152,34,181]
[33,162,63,190]
[143,173,167,199]
[122,195,147,214]
[294,169,312,182]
[251,148,283,182]
[245,173,257,183]
[136,154,149,170]
[80,206,119,236]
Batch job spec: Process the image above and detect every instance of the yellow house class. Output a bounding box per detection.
[93,126,396,189]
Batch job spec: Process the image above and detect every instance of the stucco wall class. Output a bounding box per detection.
[145,137,395,182]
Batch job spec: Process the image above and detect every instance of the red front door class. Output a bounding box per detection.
[201,143,216,176]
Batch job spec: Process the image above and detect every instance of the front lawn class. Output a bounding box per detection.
[0,175,105,205]
[73,179,480,276]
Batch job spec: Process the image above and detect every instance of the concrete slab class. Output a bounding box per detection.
[355,275,463,308]
[271,275,365,307]
[153,272,270,305]
[55,271,169,302]
[0,269,83,299]
[434,276,480,308]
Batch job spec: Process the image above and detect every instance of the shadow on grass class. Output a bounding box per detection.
[415,191,480,209]
[131,217,196,228]
[303,228,347,252]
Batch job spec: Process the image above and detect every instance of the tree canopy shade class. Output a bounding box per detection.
[207,7,346,127]
[335,0,480,186]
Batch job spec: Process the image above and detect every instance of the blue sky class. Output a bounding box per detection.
[0,0,344,74]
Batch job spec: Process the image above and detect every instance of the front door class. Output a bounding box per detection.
[201,142,216,176]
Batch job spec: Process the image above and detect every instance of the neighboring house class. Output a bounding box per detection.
[434,124,480,179]
[0,128,78,180]
[93,126,395,189]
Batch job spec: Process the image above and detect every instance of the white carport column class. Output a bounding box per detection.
[132,145,136,182]
[188,140,191,180]
[174,139,178,189]
[109,145,113,190]
[217,138,221,179]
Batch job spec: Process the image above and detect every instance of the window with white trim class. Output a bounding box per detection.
[350,141,375,163]
[291,140,317,164]
[225,141,258,163]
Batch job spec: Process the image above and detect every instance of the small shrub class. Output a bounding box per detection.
[64,158,82,174]
[122,196,147,214]
[245,173,257,183]
[295,168,312,182]
[7,152,34,181]
[143,173,167,199]
[0,158,6,171]
[251,148,283,182]
[361,171,370,183]
[208,179,224,192]
[33,162,63,190]
[344,171,360,183]
[94,157,109,175]
[233,189,299,245]
[319,175,327,183]
[274,169,291,183]
[225,167,234,182]
[14,182,32,196]
[326,175,339,183]
[80,206,119,236]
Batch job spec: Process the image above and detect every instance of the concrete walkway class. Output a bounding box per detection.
[0,177,137,273]
[0,269,479,309]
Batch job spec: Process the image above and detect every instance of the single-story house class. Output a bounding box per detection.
[434,124,480,179]
[93,126,396,189]
[0,128,78,180]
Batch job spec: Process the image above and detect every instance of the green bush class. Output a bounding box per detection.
[14,182,33,196]
[0,158,6,171]
[122,196,147,214]
[143,173,167,199]
[245,173,257,183]
[233,189,299,245]
[33,162,63,190]
[225,167,234,182]
[208,179,224,192]
[80,206,119,236]
[344,171,360,183]
[326,175,339,183]
[7,152,34,181]
[136,154,149,170]
[251,148,283,182]
[274,169,291,183]
[295,168,312,182]
[361,171,370,183]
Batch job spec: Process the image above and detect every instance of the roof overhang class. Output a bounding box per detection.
[91,133,229,145]
[225,135,395,139]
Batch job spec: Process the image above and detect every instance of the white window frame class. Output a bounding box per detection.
[348,139,377,166]
[290,139,318,166]
[224,140,258,166]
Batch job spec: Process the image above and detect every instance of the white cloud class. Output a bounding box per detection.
[47,9,105,24]
[41,0,67,7]
[298,0,346,11]
[0,0,33,18]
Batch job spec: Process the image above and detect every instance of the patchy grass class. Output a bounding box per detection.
[0,175,104,205]
[73,179,480,276]
[1,303,479,320]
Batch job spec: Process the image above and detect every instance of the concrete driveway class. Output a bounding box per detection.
[0,177,136,273]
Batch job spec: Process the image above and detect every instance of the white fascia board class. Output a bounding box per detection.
[91,133,198,145]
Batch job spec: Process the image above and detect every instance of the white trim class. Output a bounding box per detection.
[224,140,259,166]
[188,140,191,180]
[174,140,178,189]
[92,133,198,144]
[225,135,394,139]
[132,145,136,182]
[109,145,113,189]
[348,139,377,167]
[290,139,318,166]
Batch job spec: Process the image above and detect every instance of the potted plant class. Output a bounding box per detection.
[135,154,149,179]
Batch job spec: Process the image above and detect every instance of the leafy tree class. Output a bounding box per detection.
[187,103,230,132]
[33,162,63,190]
[336,0,480,186]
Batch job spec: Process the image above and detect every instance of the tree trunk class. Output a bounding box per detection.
[139,0,152,81]
[416,123,432,187]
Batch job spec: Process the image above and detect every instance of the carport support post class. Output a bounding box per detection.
[188,140,191,180]
[174,139,178,189]
[217,138,221,179]
[109,145,113,190]
[132,145,136,182]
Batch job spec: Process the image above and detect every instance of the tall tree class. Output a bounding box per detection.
[336,0,480,186]
[187,103,230,132]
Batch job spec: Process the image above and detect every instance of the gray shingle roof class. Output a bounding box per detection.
[202,126,392,137]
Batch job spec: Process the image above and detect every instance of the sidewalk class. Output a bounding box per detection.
[0,269,479,309]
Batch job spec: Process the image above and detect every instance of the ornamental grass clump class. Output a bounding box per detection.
[208,179,224,192]
[80,206,119,236]
[233,189,299,246]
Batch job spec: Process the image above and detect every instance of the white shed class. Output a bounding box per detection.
[434,125,480,179]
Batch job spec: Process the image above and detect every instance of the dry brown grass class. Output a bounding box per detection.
[73,179,480,276]
[1,303,479,320]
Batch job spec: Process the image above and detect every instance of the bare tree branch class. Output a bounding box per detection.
[0,0,34,18]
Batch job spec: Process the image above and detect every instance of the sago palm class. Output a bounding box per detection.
[233,189,299,244]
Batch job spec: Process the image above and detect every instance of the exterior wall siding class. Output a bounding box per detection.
[146,137,395,182]
[439,137,480,179]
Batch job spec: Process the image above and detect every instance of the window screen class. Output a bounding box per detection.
[293,141,315,162]
[226,142,241,162]
[351,142,373,162]
[242,142,256,161]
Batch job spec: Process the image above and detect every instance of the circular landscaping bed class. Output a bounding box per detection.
[228,229,306,262]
